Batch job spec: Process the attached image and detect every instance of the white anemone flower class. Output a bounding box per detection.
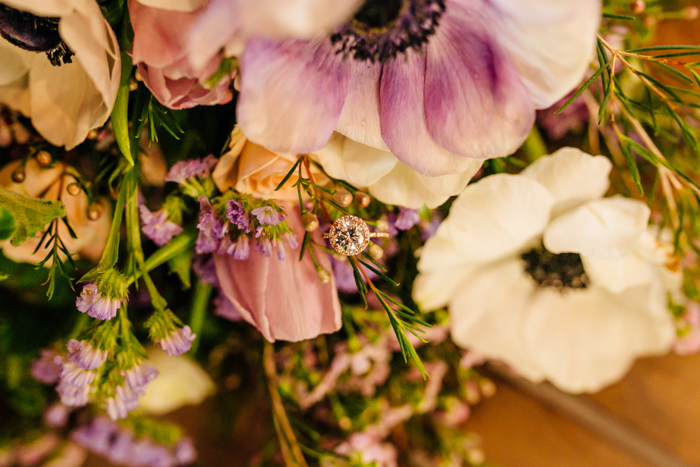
[413,148,678,393]
[0,0,120,149]
[314,132,481,209]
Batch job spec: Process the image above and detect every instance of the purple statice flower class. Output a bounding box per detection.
[130,439,173,467]
[76,283,121,321]
[196,197,227,254]
[31,349,62,384]
[104,395,139,421]
[226,199,250,233]
[174,438,197,465]
[165,155,217,184]
[156,326,196,356]
[331,257,377,294]
[55,358,94,407]
[105,430,135,464]
[537,90,589,140]
[251,206,280,226]
[255,236,273,257]
[122,361,159,390]
[66,339,109,370]
[283,232,299,249]
[72,417,119,455]
[275,240,286,261]
[394,208,420,231]
[44,403,71,428]
[192,255,219,286]
[139,205,183,246]
[214,293,242,321]
[217,235,251,261]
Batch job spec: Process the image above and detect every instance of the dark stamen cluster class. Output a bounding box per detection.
[0,5,74,66]
[521,245,589,290]
[330,0,445,63]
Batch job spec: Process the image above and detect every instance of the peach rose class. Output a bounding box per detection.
[0,158,111,264]
[212,125,327,201]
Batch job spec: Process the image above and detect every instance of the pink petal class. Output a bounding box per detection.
[335,59,387,150]
[423,0,534,161]
[129,0,198,68]
[379,49,484,176]
[237,38,350,154]
[213,204,342,342]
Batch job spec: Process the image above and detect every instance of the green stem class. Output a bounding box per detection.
[68,311,90,340]
[188,278,213,354]
[521,126,548,162]
[126,228,196,286]
[97,177,128,271]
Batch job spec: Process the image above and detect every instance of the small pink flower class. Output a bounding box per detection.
[156,326,196,356]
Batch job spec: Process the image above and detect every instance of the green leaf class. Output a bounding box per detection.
[626,45,700,53]
[619,139,644,195]
[652,61,694,85]
[603,12,635,20]
[0,207,17,241]
[111,52,135,166]
[0,187,65,247]
[167,248,193,289]
[556,59,612,114]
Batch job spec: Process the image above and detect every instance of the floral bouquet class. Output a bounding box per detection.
[1,0,700,465]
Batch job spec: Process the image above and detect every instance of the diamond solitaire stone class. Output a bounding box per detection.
[328,215,371,256]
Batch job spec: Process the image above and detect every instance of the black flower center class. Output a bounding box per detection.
[0,5,74,66]
[330,0,445,63]
[521,245,589,290]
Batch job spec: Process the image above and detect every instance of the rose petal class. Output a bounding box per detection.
[521,147,612,215]
[543,196,650,260]
[238,38,350,154]
[213,205,342,342]
[423,1,535,161]
[485,0,601,108]
[135,0,207,12]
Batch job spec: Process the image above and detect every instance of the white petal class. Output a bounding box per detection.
[239,0,362,38]
[522,284,674,393]
[369,160,479,209]
[423,174,553,264]
[544,196,650,260]
[0,39,32,86]
[448,259,546,383]
[313,133,397,188]
[484,0,601,108]
[521,148,612,215]
[412,266,477,311]
[582,254,653,294]
[135,0,207,12]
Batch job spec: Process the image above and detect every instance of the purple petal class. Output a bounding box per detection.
[423,1,534,160]
[379,49,485,177]
[238,37,350,153]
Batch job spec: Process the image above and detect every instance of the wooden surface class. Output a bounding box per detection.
[464,352,700,467]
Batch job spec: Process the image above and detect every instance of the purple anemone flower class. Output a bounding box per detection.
[139,205,184,246]
[235,0,599,176]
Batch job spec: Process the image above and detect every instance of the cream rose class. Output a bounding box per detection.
[212,125,326,201]
[0,158,111,264]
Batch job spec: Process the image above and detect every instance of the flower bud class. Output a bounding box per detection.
[36,151,52,167]
[317,268,331,284]
[129,78,139,91]
[354,192,370,208]
[88,203,103,220]
[332,253,348,263]
[87,129,99,140]
[302,212,319,231]
[11,167,25,183]
[479,378,496,397]
[375,218,389,232]
[684,6,699,20]
[369,243,383,260]
[67,183,81,196]
[629,0,645,14]
[467,448,485,465]
[333,188,353,207]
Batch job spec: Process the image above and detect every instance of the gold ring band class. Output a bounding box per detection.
[322,232,390,239]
